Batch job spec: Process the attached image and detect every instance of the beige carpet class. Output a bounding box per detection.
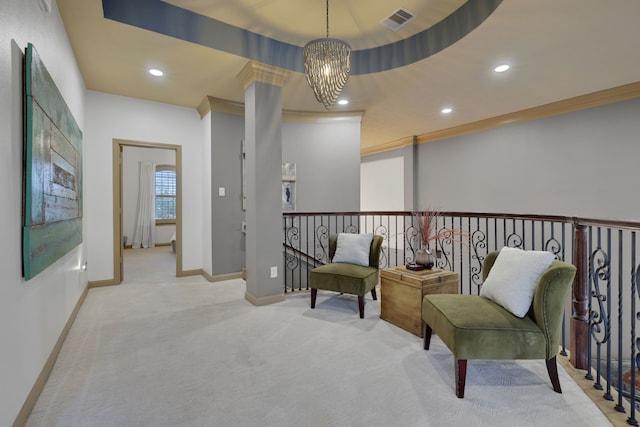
[25,247,612,426]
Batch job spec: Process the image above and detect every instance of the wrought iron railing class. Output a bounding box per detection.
[283,211,640,424]
[283,212,573,292]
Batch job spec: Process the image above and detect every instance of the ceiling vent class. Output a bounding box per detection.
[381,8,415,31]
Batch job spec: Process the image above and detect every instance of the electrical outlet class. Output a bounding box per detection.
[270,266,277,278]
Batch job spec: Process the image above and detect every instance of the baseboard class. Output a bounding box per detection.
[90,269,225,283]
[202,271,244,282]
[244,290,285,306]
[177,268,204,277]
[123,243,171,250]
[88,278,120,288]
[12,284,90,427]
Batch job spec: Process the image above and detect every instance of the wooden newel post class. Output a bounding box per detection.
[570,221,589,370]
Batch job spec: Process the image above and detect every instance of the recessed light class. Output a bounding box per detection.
[148,68,164,77]
[441,107,453,114]
[494,64,510,73]
[337,99,349,105]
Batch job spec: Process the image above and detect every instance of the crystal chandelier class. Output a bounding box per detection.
[303,0,351,110]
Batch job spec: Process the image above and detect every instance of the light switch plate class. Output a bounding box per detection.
[218,187,225,196]
[270,266,277,278]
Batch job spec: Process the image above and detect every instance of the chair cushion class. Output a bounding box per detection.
[332,233,373,266]
[310,263,378,296]
[422,294,547,360]
[479,247,555,318]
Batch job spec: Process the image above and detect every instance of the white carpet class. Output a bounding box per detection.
[25,248,611,427]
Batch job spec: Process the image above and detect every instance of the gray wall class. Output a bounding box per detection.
[210,112,246,275]
[208,111,362,276]
[362,97,640,222]
[283,120,361,212]
[416,97,640,220]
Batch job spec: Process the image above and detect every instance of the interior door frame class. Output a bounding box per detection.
[112,139,183,284]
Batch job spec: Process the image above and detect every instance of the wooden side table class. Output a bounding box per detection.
[380,266,459,337]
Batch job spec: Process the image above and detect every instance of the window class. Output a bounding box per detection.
[155,165,176,224]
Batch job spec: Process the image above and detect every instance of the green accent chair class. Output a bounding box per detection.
[421,251,576,398]
[310,235,383,318]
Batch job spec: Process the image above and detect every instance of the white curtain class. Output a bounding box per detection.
[132,161,156,249]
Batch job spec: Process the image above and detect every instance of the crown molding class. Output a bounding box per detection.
[362,81,640,156]
[197,97,244,118]
[237,61,288,90]
[198,96,364,123]
[360,136,414,157]
[282,109,364,123]
[201,80,640,155]
[416,81,640,146]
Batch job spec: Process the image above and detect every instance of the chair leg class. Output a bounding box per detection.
[455,359,467,398]
[358,295,365,318]
[371,288,377,300]
[310,288,317,309]
[423,321,433,350]
[546,356,562,393]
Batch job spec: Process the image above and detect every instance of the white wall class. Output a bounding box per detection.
[0,1,87,425]
[85,91,205,280]
[201,112,213,275]
[361,152,404,211]
[122,146,176,245]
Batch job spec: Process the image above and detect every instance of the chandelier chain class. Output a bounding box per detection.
[325,0,329,38]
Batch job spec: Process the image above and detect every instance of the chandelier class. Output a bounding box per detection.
[303,0,351,110]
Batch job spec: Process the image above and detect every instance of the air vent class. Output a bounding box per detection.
[381,8,415,31]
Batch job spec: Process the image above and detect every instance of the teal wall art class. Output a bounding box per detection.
[23,43,83,280]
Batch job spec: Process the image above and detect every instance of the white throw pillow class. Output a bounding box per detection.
[480,247,555,318]
[332,233,373,267]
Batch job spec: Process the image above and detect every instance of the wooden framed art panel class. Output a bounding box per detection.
[23,43,83,280]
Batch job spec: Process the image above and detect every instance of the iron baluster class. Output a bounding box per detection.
[470,229,486,289]
[589,247,611,391]
[616,229,625,413]
[585,226,594,381]
[629,231,638,425]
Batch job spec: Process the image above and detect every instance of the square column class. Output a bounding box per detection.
[238,61,288,305]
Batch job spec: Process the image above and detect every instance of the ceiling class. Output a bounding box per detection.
[56,0,640,154]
